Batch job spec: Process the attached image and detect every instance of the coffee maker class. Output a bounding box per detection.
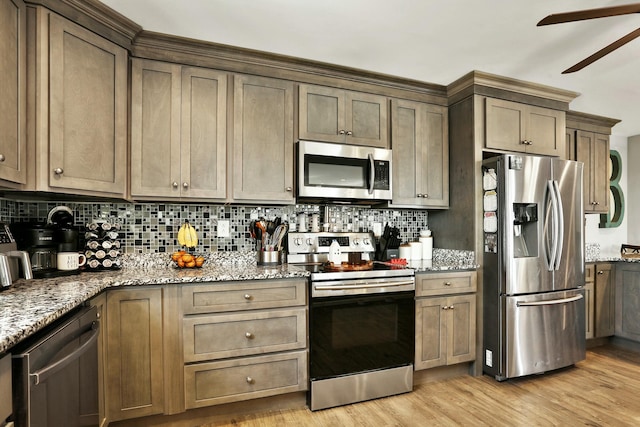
[10,206,81,278]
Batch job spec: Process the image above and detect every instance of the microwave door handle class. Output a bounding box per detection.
[368,153,375,194]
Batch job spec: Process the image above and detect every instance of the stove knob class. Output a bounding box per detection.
[353,238,360,246]
[363,237,370,246]
[293,237,303,246]
[306,238,314,246]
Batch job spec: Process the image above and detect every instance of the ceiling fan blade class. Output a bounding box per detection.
[538,4,640,26]
[562,27,640,73]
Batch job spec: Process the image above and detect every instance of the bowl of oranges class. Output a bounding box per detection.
[171,251,205,268]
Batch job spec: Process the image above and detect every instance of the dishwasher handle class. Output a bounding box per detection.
[31,321,99,386]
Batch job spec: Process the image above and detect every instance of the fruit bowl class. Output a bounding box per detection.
[171,251,205,268]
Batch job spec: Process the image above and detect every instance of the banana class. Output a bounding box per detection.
[177,221,198,248]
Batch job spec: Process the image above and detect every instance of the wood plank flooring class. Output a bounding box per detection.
[202,345,640,427]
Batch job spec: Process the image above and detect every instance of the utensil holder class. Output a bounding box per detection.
[257,250,282,265]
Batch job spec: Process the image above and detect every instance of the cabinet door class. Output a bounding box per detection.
[577,130,610,213]
[106,288,164,421]
[485,98,525,152]
[594,263,614,338]
[299,84,345,143]
[233,74,294,202]
[415,296,447,370]
[446,294,476,365]
[391,99,448,208]
[345,91,388,148]
[525,105,564,157]
[181,67,227,199]
[48,13,127,194]
[130,59,181,198]
[615,263,640,341]
[0,0,27,184]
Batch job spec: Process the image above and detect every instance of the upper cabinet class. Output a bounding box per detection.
[484,97,565,157]
[390,99,448,208]
[27,7,128,197]
[299,84,389,148]
[566,111,620,214]
[0,0,27,185]
[130,59,227,200]
[233,74,295,203]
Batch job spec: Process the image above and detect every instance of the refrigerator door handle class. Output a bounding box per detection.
[516,294,583,307]
[546,180,559,272]
[552,180,564,271]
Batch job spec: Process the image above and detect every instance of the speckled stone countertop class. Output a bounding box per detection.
[0,249,476,354]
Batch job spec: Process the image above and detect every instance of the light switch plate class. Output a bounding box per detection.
[217,220,230,238]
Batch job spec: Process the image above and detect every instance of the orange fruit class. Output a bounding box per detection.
[171,251,182,261]
[186,260,196,268]
[177,258,185,268]
[195,256,205,267]
[181,253,194,263]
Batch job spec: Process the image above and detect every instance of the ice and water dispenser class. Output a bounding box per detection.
[512,203,538,258]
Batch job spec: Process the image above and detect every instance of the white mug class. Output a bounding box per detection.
[57,252,87,271]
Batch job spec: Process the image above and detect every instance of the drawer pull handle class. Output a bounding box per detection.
[244,294,252,300]
[245,332,254,339]
[246,376,255,384]
[444,282,452,286]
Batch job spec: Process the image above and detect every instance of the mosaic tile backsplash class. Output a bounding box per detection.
[0,199,429,254]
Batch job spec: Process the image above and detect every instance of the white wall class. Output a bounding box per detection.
[628,135,640,245]
[584,134,628,257]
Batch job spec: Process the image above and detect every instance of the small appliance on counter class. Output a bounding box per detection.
[10,206,82,278]
[0,223,32,288]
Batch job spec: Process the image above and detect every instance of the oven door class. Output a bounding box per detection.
[309,291,414,380]
[298,140,392,201]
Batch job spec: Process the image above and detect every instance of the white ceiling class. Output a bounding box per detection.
[101,0,640,137]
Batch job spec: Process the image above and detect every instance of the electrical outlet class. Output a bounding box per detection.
[373,222,383,237]
[217,220,230,238]
[486,349,493,367]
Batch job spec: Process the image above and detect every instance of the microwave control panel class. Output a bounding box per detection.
[373,160,390,190]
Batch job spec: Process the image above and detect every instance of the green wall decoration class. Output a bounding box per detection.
[599,149,624,228]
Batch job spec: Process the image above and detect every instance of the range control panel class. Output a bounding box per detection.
[287,232,375,254]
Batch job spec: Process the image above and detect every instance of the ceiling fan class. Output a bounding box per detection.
[537,3,640,73]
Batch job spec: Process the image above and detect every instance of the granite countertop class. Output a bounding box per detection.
[0,249,477,354]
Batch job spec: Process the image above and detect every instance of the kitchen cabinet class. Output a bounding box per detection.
[615,262,640,342]
[591,263,614,338]
[566,111,619,214]
[182,279,307,408]
[27,7,127,197]
[390,99,448,208]
[105,287,165,421]
[299,84,389,148]
[233,74,295,203]
[484,97,565,157]
[0,0,27,185]
[130,59,227,200]
[415,271,476,370]
[584,264,595,339]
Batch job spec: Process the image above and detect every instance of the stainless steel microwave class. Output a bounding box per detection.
[297,140,392,202]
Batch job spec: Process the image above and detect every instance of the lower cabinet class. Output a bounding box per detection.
[181,279,308,409]
[415,271,476,370]
[615,262,640,341]
[588,263,615,338]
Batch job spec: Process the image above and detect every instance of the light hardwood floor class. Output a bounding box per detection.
[201,345,640,427]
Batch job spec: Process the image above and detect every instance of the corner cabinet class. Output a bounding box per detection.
[484,97,565,157]
[130,59,227,200]
[390,99,448,208]
[0,0,27,185]
[415,271,476,370]
[299,84,388,148]
[27,7,127,197]
[233,75,295,203]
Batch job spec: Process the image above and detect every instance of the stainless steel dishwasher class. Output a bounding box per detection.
[12,305,99,427]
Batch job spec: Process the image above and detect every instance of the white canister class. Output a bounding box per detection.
[419,236,433,260]
[399,244,411,260]
[409,241,422,260]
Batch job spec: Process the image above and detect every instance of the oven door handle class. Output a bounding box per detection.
[30,321,99,386]
[314,279,415,290]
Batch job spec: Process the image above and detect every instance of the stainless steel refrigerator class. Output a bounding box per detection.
[482,154,585,381]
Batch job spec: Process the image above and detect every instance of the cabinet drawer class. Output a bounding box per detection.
[183,308,307,362]
[182,279,306,314]
[184,351,308,408]
[416,271,477,297]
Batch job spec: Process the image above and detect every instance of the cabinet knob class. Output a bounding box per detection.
[244,293,252,300]
[246,376,255,384]
[597,270,604,275]
[183,182,189,189]
[338,130,346,135]
[444,282,452,286]
[54,167,64,175]
[346,130,353,136]
[0,154,5,162]
[449,305,454,310]
[416,194,423,198]
[285,187,293,192]
[442,306,449,310]
[245,332,254,339]
[172,182,179,188]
